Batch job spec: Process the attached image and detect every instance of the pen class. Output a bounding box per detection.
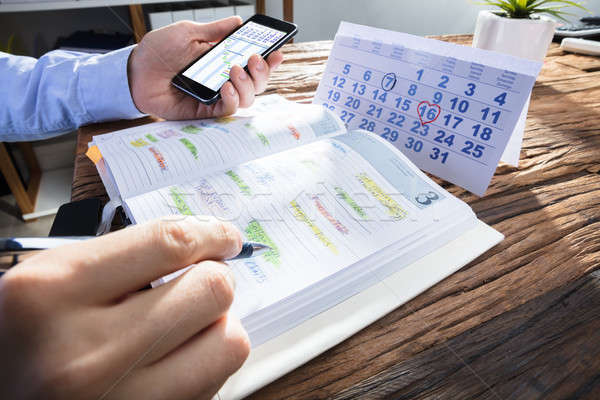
[228,241,272,260]
[0,237,271,273]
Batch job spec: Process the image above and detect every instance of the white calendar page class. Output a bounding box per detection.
[314,22,542,196]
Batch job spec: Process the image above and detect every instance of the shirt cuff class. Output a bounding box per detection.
[79,45,146,122]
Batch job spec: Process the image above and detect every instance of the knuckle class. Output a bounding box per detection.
[171,21,191,39]
[0,269,43,316]
[177,20,194,31]
[223,318,251,370]
[239,89,254,107]
[40,358,100,399]
[202,263,235,311]
[151,219,198,264]
[238,97,249,108]
[209,220,242,254]
[222,101,237,117]
[227,102,238,116]
[244,96,255,108]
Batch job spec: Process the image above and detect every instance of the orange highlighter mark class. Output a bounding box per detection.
[86,145,103,164]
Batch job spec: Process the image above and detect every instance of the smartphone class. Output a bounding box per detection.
[172,14,297,105]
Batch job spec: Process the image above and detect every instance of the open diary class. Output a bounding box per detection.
[89,95,502,399]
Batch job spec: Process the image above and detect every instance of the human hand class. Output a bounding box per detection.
[0,217,249,400]
[127,17,284,120]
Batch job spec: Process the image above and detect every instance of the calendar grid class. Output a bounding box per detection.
[339,43,521,95]
[331,57,513,114]
[226,35,278,49]
[321,82,498,152]
[314,22,541,195]
[324,69,507,132]
[341,105,489,167]
[321,90,490,166]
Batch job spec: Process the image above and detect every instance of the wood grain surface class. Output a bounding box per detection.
[73,35,600,399]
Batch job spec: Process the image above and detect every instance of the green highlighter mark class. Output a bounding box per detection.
[181,125,202,134]
[169,186,193,215]
[244,220,280,266]
[179,138,198,159]
[335,186,367,218]
[146,134,159,143]
[226,170,251,196]
[244,123,269,146]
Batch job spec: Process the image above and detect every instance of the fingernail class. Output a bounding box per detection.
[238,68,248,80]
[256,58,265,71]
[227,84,235,96]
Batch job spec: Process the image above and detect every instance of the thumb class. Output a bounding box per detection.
[193,16,243,42]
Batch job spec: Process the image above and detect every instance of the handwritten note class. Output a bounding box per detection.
[92,96,345,199]
[130,131,470,319]
[313,22,542,196]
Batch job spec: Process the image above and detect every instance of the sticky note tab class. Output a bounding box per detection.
[86,145,103,164]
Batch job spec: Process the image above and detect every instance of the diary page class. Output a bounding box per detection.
[124,131,471,320]
[92,95,346,198]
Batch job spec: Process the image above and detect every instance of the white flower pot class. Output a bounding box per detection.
[472,10,555,167]
[472,10,556,62]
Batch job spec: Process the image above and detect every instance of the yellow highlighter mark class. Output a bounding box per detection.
[130,138,149,147]
[356,172,407,220]
[290,200,338,254]
[214,116,237,124]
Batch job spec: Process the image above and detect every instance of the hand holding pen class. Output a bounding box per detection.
[0,217,253,399]
[1,238,270,272]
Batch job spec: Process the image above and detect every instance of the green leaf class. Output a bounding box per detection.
[530,8,571,20]
[529,0,588,12]
[477,0,589,19]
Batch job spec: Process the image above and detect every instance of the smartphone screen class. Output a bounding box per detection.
[173,15,297,104]
[182,22,286,91]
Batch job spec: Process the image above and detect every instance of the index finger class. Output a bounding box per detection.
[32,216,242,302]
[187,16,242,42]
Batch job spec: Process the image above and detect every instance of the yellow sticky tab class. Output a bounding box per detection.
[86,145,103,164]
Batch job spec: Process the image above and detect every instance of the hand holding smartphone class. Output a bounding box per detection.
[172,14,297,104]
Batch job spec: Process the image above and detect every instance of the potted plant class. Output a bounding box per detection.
[473,1,588,167]
[473,0,588,61]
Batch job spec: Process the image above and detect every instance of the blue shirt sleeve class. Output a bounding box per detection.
[0,45,145,142]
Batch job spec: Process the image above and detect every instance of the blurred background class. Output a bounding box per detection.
[2,0,599,57]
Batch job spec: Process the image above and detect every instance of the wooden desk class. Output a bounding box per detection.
[73,36,600,398]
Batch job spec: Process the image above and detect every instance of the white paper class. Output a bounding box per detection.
[92,95,346,199]
[313,22,542,196]
[128,132,462,315]
[124,131,474,345]
[501,96,530,166]
[217,220,503,400]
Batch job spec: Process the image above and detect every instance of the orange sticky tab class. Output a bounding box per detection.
[86,145,103,164]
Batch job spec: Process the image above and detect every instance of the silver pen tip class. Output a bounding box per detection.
[249,242,271,253]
